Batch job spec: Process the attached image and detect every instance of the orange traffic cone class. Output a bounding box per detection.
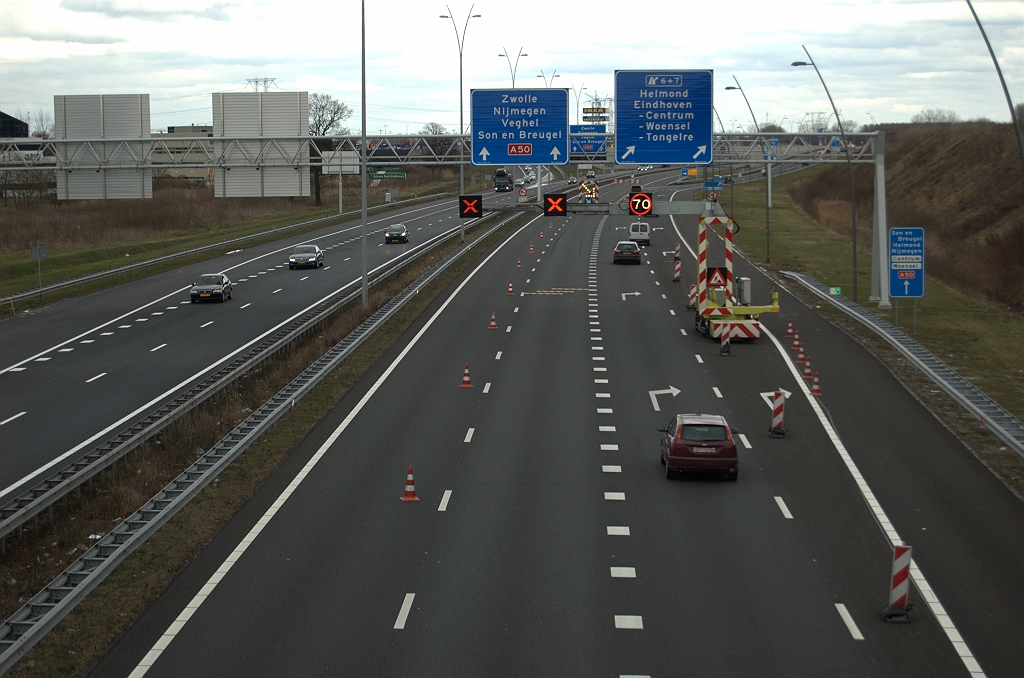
[791,331,801,351]
[460,363,473,388]
[400,465,420,502]
[785,319,794,338]
[507,280,514,295]
[811,372,822,396]
[548,223,552,230]
[540,232,544,240]
[803,357,813,380]
[529,242,534,253]
[517,258,522,271]
[488,311,498,330]
[796,346,806,364]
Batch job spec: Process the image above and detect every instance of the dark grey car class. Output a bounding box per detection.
[288,245,323,269]
[190,273,233,303]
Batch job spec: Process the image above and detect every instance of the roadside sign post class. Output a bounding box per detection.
[614,70,714,165]
[471,89,570,167]
[889,227,924,332]
[31,244,46,292]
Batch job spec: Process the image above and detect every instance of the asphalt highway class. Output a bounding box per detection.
[88,173,1020,677]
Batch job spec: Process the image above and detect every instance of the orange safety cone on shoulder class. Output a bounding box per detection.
[507,280,514,295]
[785,319,794,338]
[400,465,420,502]
[549,223,552,230]
[488,311,498,330]
[791,331,801,351]
[460,363,473,388]
[803,357,813,380]
[796,346,806,364]
[529,242,534,253]
[811,372,822,396]
[517,258,522,271]
[540,231,544,240]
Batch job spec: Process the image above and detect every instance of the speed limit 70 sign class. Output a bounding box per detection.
[628,192,653,216]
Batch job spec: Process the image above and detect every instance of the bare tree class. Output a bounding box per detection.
[309,93,352,136]
[419,122,454,157]
[31,109,53,139]
[911,108,961,124]
[760,122,787,133]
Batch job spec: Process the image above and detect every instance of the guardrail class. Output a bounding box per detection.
[5,192,452,305]
[0,208,522,673]
[0,212,487,559]
[783,271,1024,459]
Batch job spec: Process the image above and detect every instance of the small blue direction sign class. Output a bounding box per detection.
[470,89,569,166]
[889,227,925,298]
[703,177,723,192]
[614,70,713,165]
[769,137,779,147]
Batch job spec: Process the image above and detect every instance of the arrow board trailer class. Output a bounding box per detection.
[471,89,570,166]
[614,70,714,165]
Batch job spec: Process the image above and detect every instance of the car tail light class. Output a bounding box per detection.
[725,428,733,441]
[614,249,621,253]
[675,424,683,437]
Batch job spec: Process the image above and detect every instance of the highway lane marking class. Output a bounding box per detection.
[59,348,74,352]
[669,309,676,316]
[344,257,351,261]
[0,412,27,426]
[601,444,620,451]
[394,593,416,630]
[324,266,331,270]
[151,312,163,316]
[166,306,178,310]
[620,675,651,678]
[834,604,864,640]
[662,294,667,299]
[597,408,613,413]
[34,357,51,362]
[604,492,625,500]
[240,303,251,309]
[603,465,621,473]
[650,270,655,274]
[200,321,214,328]
[272,289,282,294]
[607,526,630,536]
[118,325,131,329]
[739,434,752,449]
[300,276,309,281]
[85,373,107,383]
[483,382,491,393]
[614,615,643,629]
[680,329,687,336]
[655,281,661,286]
[596,393,611,398]
[514,307,519,313]
[101,332,113,335]
[8,367,25,372]
[495,351,502,360]
[594,367,607,372]
[599,426,616,432]
[713,387,723,398]
[525,278,530,283]
[464,428,475,443]
[151,344,166,352]
[695,355,704,364]
[135,318,148,322]
[592,346,604,351]
[438,490,452,511]
[591,337,603,341]
[595,379,609,384]
[611,567,636,578]
[505,326,512,333]
[774,496,794,519]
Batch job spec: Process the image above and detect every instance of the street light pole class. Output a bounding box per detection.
[441,4,481,206]
[726,77,771,261]
[793,45,859,303]
[537,69,559,88]
[498,47,528,88]
[360,0,368,307]
[570,83,587,125]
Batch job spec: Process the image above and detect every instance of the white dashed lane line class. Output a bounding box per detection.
[775,496,794,519]
[607,526,630,536]
[614,615,643,629]
[514,307,519,313]
[300,276,308,281]
[59,348,73,353]
[393,593,415,630]
[695,355,704,364]
[599,426,616,432]
[118,325,131,329]
[101,332,113,336]
[680,329,687,336]
[464,428,475,443]
[85,373,106,383]
[240,303,251,309]
[610,567,637,578]
[739,434,752,449]
[482,383,491,393]
[713,387,723,398]
[604,492,625,501]
[200,321,214,328]
[596,393,611,398]
[34,358,50,362]
[272,289,282,294]
[834,604,864,640]
[0,412,27,426]
[437,490,452,512]
[8,368,25,372]
[495,351,502,360]
[151,344,166,352]
[669,310,676,316]
[601,444,619,451]
[602,465,621,473]
[505,326,512,333]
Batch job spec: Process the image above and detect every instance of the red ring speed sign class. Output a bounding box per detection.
[708,191,719,200]
[518,187,528,197]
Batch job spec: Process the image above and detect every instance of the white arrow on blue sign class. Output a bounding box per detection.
[471,89,569,166]
[614,70,714,165]
[889,227,925,298]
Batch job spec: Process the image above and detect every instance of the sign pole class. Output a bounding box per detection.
[360,0,368,308]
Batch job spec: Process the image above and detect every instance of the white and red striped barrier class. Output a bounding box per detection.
[673,260,681,282]
[720,323,731,355]
[769,390,786,437]
[687,284,697,309]
[674,242,681,260]
[883,544,913,622]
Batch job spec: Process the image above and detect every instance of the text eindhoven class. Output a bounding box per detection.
[479,93,564,141]
[635,88,694,142]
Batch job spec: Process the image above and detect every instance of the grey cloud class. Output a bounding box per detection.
[0,22,125,44]
[59,0,232,22]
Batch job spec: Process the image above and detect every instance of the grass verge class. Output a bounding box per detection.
[2,212,529,676]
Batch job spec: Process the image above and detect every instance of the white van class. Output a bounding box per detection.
[628,221,651,246]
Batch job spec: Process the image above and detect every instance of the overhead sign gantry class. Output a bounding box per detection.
[614,70,714,165]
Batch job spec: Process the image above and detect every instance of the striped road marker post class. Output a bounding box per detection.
[884,544,913,623]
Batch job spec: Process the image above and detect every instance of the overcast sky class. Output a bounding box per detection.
[1,0,1021,135]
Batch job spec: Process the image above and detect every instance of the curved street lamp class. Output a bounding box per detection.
[793,45,860,302]
[570,83,587,125]
[725,77,760,133]
[537,69,560,88]
[440,4,480,198]
[498,47,528,88]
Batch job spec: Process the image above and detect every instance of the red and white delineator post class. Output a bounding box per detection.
[883,544,913,622]
[769,390,787,437]
[694,212,779,341]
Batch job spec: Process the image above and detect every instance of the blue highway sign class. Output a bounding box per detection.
[889,227,925,298]
[704,177,723,192]
[471,89,569,166]
[614,70,713,165]
[570,125,606,134]
[571,137,607,154]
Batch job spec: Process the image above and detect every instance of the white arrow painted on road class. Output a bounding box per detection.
[759,389,792,408]
[649,386,682,412]
[550,146,561,160]
[621,145,635,160]
[692,145,707,160]
[478,147,490,161]
[621,292,641,301]
[662,251,675,256]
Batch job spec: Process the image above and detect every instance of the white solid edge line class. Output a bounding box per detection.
[834,603,864,640]
[0,412,27,426]
[438,489,452,512]
[126,215,541,677]
[394,593,416,630]
[774,496,794,519]
[674,198,985,676]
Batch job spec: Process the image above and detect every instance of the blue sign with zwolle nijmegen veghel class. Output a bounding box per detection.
[570,124,606,155]
[614,70,714,165]
[889,227,925,298]
[470,89,569,166]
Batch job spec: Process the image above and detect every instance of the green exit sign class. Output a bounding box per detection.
[370,172,406,179]
[829,287,841,296]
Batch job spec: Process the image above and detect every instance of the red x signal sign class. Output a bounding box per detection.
[459,195,482,218]
[544,193,567,216]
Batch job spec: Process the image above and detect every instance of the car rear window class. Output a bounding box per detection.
[680,425,729,442]
[616,242,637,249]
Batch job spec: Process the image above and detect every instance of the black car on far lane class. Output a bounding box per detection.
[288,245,323,269]
[613,240,641,265]
[385,224,410,244]
[190,273,233,303]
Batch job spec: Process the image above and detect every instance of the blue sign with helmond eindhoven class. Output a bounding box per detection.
[470,88,570,166]
[889,227,925,298]
[614,70,714,165]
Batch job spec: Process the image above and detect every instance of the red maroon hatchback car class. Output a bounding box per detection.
[659,413,739,481]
